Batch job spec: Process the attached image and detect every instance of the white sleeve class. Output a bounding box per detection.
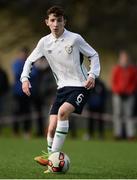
[77,34,100,78]
[20,38,44,82]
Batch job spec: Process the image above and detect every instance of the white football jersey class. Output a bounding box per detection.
[21,29,100,89]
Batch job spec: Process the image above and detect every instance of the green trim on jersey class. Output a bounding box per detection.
[52,71,59,83]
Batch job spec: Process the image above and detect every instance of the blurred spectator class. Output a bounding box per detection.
[12,47,39,138]
[0,63,9,131]
[33,57,56,137]
[29,61,45,137]
[84,78,107,140]
[34,57,56,106]
[111,50,137,140]
[12,51,56,138]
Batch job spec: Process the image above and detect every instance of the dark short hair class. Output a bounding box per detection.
[46,6,65,19]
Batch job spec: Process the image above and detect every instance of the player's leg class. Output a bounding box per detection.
[44,104,74,173]
[51,87,89,152]
[34,115,57,166]
[51,102,75,152]
[47,115,58,152]
[44,101,84,173]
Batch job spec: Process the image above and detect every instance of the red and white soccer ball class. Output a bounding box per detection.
[48,151,70,173]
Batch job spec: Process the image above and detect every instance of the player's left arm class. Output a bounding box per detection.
[84,75,95,90]
[76,34,100,89]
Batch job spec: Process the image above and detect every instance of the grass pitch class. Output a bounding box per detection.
[0,137,137,179]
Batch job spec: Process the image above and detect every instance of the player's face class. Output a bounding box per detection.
[45,14,65,38]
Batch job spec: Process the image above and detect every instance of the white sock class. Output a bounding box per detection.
[51,120,69,152]
[47,135,53,153]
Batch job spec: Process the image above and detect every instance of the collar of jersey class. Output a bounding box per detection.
[50,29,67,42]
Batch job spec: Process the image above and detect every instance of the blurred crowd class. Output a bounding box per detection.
[0,47,137,140]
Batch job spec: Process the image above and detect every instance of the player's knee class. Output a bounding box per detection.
[58,107,68,120]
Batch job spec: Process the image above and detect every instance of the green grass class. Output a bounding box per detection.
[0,137,137,179]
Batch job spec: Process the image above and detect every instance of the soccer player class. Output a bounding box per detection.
[21,6,100,173]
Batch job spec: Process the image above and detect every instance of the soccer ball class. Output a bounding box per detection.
[48,151,70,173]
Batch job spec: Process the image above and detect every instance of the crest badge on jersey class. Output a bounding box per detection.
[65,45,73,54]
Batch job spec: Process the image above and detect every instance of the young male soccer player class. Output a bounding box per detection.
[21,6,100,173]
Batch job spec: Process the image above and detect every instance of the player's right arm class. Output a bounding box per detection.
[20,38,44,96]
[22,80,31,96]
